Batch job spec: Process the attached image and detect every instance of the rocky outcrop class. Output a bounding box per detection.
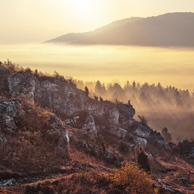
[176,140,194,164]
[109,125,127,138]
[0,100,24,132]
[7,71,135,125]
[71,128,123,166]
[8,73,35,101]
[117,103,135,122]
[0,99,69,173]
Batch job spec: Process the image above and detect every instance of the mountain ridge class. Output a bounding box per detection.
[46,12,194,47]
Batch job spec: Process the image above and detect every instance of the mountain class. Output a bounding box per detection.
[46,12,194,47]
[0,62,194,193]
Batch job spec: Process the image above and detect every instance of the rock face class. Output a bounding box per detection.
[7,72,135,125]
[8,73,35,101]
[0,100,24,131]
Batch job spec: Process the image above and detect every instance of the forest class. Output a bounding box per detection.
[76,80,194,142]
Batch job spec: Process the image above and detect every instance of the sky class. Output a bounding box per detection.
[1,0,194,43]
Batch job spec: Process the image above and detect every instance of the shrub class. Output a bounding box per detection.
[161,127,172,143]
[109,162,158,194]
[137,151,151,173]
[138,115,148,126]
[118,141,129,153]
[85,86,89,97]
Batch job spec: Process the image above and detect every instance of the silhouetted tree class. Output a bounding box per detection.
[85,86,89,97]
[133,81,136,88]
[35,69,38,76]
[94,96,98,101]
[115,98,119,105]
[138,115,148,126]
[25,68,32,75]
[95,80,106,96]
[162,127,172,143]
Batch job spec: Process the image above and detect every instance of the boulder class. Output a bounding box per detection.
[82,113,97,137]
[109,125,127,138]
[117,103,135,122]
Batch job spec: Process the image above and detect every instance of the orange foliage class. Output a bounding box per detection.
[109,162,158,194]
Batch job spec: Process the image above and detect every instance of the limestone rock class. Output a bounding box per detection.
[46,113,69,149]
[0,100,24,131]
[8,72,134,125]
[8,73,35,101]
[109,125,127,138]
[133,136,147,148]
[82,113,97,137]
[117,103,135,122]
[130,122,151,138]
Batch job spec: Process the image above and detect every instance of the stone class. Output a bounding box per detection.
[8,72,134,125]
[109,125,127,138]
[0,100,25,131]
[133,136,147,148]
[82,114,97,137]
[117,103,135,122]
[130,122,151,138]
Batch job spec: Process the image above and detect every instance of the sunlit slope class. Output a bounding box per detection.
[46,13,194,47]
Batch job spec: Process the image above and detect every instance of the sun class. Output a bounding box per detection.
[68,0,100,22]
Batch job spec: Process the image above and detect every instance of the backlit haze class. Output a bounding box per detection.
[1,0,194,91]
[1,44,194,91]
[1,0,194,43]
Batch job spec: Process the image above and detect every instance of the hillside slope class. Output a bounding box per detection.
[0,62,194,193]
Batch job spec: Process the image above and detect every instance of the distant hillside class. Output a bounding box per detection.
[46,12,194,47]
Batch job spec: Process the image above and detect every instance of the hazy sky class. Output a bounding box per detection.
[1,0,194,43]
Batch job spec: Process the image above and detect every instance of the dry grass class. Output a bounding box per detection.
[0,103,68,175]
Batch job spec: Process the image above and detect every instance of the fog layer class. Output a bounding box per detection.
[1,44,194,90]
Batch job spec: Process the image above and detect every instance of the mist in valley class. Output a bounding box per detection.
[76,80,194,142]
[1,44,194,89]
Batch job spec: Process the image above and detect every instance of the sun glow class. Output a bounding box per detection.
[68,0,101,23]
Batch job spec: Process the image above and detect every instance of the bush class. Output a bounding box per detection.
[137,151,151,173]
[110,162,158,194]
[161,127,172,143]
[138,115,148,126]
